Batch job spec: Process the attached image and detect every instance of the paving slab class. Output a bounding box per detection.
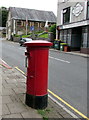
[0,106,1,118]
[3,83,17,89]
[12,87,26,94]
[0,97,2,104]
[2,87,15,96]
[5,78,17,84]
[15,83,26,88]
[21,110,43,118]
[2,79,7,85]
[9,94,22,103]
[0,64,79,119]
[7,102,28,114]
[16,93,25,104]
[46,98,73,118]
[2,113,23,118]
[2,104,10,115]
[2,96,12,104]
[0,117,2,120]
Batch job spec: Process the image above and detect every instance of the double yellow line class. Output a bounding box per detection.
[48,89,89,120]
[15,66,89,120]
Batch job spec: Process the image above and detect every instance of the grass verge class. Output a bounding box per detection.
[38,33,48,38]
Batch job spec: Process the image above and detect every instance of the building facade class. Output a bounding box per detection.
[6,7,56,40]
[0,27,6,37]
[57,0,89,53]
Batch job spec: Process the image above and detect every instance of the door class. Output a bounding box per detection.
[71,27,82,51]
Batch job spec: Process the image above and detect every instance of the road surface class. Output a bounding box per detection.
[1,39,88,117]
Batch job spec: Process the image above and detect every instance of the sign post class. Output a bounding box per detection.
[30,26,34,38]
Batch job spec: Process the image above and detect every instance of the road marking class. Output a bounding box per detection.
[15,66,89,120]
[0,59,12,69]
[15,66,26,76]
[0,58,8,65]
[48,89,89,120]
[48,94,78,118]
[49,56,70,63]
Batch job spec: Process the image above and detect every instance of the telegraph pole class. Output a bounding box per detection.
[26,17,28,35]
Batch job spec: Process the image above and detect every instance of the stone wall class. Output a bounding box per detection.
[13,37,20,42]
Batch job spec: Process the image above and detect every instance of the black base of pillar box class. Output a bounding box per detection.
[25,93,48,109]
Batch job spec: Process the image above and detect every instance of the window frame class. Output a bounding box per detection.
[63,7,70,24]
[17,20,21,26]
[62,0,69,3]
[87,1,89,19]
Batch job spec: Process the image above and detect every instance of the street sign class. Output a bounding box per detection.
[30,26,34,31]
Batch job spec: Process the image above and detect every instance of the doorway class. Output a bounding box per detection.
[71,27,82,51]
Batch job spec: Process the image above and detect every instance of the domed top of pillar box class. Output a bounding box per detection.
[24,40,53,47]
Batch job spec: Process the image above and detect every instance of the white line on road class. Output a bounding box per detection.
[49,56,70,64]
[0,58,8,65]
[48,94,78,118]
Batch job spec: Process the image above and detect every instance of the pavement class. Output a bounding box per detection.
[0,59,82,120]
[50,49,89,58]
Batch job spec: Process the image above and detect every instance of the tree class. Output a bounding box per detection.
[0,7,8,27]
[49,24,56,39]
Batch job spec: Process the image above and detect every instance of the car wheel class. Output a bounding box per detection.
[20,44,22,46]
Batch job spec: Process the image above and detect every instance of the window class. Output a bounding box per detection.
[17,20,21,26]
[87,1,89,19]
[21,21,24,26]
[63,7,70,24]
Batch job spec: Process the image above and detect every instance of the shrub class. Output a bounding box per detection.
[14,34,20,37]
[39,33,48,38]
[60,43,68,45]
[49,24,56,39]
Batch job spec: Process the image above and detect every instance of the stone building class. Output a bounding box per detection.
[57,0,89,53]
[0,27,6,37]
[6,7,56,40]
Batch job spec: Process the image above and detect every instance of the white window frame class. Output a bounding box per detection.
[62,0,69,3]
[63,7,70,24]
[61,10,63,25]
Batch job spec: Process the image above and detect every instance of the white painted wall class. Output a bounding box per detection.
[57,0,87,26]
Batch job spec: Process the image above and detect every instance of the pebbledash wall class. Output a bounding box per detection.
[57,0,89,54]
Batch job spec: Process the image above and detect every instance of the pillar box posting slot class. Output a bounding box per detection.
[24,40,53,109]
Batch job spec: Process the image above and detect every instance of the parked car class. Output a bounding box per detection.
[19,38,32,46]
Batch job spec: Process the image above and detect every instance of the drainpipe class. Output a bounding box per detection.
[13,19,16,35]
[6,21,8,39]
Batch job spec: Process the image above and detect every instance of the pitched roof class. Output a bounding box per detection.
[9,7,56,23]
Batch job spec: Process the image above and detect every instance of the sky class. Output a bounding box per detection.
[0,0,58,16]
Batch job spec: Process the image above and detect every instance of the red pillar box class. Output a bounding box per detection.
[24,40,52,109]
